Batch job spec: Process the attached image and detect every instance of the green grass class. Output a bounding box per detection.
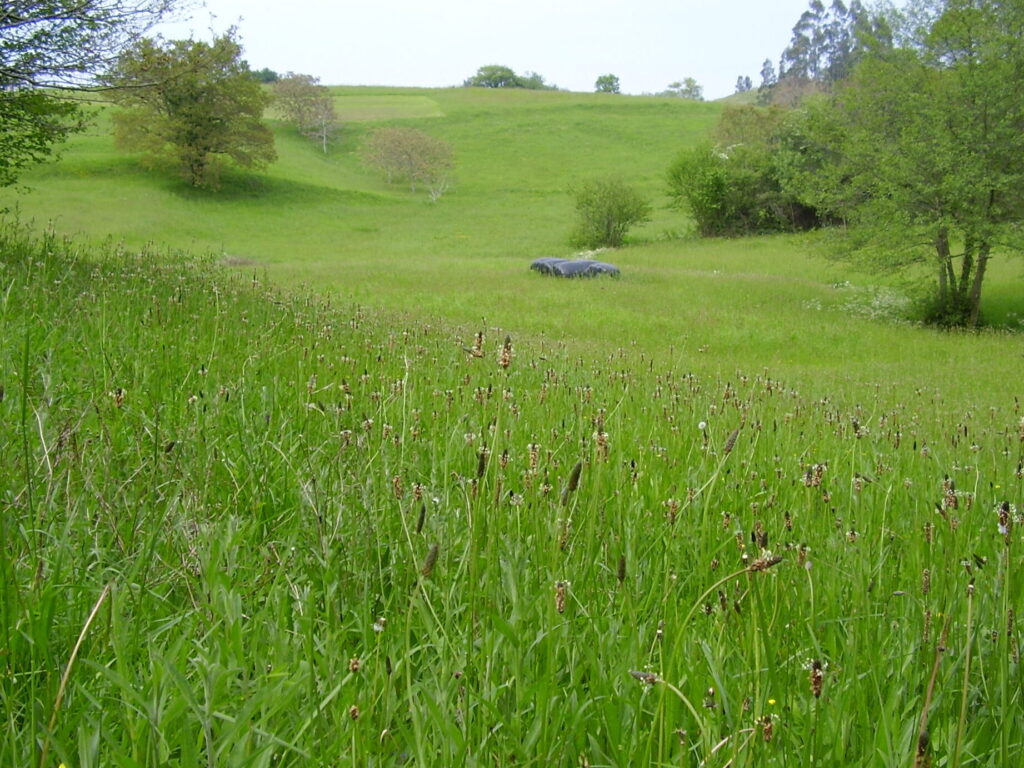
[3,86,1022,412]
[2,222,1022,767]
[1,85,1023,765]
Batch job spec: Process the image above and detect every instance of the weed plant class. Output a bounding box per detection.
[2,222,1022,766]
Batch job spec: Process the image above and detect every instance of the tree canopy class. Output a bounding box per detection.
[463,65,556,90]
[273,72,339,154]
[787,0,1024,326]
[106,32,276,188]
[595,74,621,93]
[662,78,704,100]
[361,126,454,200]
[688,0,1024,327]
[0,0,179,186]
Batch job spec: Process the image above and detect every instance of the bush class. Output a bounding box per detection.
[569,178,651,249]
[667,143,817,236]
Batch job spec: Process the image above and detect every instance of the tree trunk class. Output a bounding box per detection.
[936,228,950,304]
[958,234,975,299]
[967,240,990,328]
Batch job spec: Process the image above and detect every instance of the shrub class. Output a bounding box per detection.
[667,143,817,236]
[569,178,651,249]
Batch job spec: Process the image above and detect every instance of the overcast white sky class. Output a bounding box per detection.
[157,1,819,99]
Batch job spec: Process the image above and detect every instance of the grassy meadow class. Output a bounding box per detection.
[2,86,1023,766]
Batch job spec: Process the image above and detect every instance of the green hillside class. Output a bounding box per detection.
[3,85,1023,408]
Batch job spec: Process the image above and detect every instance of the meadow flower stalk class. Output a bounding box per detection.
[421,543,439,577]
[560,460,583,506]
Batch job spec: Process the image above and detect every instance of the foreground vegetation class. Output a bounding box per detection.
[3,222,1022,767]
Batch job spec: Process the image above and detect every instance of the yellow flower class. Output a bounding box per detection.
[768,698,776,706]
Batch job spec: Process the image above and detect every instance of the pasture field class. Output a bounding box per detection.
[1,86,1023,766]
[3,86,1022,409]
[2,221,1023,767]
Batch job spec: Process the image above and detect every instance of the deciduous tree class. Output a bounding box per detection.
[463,65,520,88]
[362,126,454,200]
[786,0,1024,326]
[663,78,703,100]
[106,31,276,188]
[273,72,339,153]
[595,74,620,93]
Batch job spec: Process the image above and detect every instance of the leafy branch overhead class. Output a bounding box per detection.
[0,0,179,187]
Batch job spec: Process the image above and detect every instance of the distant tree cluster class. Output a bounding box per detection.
[660,78,704,101]
[463,65,558,90]
[672,0,1024,328]
[273,73,340,153]
[734,76,753,93]
[252,67,280,83]
[757,0,892,105]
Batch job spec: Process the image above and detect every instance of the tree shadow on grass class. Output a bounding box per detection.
[161,166,396,208]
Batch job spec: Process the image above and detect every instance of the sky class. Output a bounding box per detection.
[156,0,819,100]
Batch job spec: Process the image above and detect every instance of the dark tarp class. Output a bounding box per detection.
[530,257,620,278]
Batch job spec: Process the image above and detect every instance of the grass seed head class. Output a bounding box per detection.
[555,581,569,613]
[809,659,824,698]
[748,553,782,573]
[723,427,739,455]
[421,544,439,577]
[629,669,659,685]
[561,460,583,505]
[915,731,930,768]
[498,334,513,369]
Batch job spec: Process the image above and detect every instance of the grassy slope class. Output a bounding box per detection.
[3,223,1022,767]
[2,86,1023,411]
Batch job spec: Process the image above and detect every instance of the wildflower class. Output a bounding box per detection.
[372,617,387,633]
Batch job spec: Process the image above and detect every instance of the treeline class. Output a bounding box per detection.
[671,0,1024,327]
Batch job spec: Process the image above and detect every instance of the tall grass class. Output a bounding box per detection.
[2,221,1021,766]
